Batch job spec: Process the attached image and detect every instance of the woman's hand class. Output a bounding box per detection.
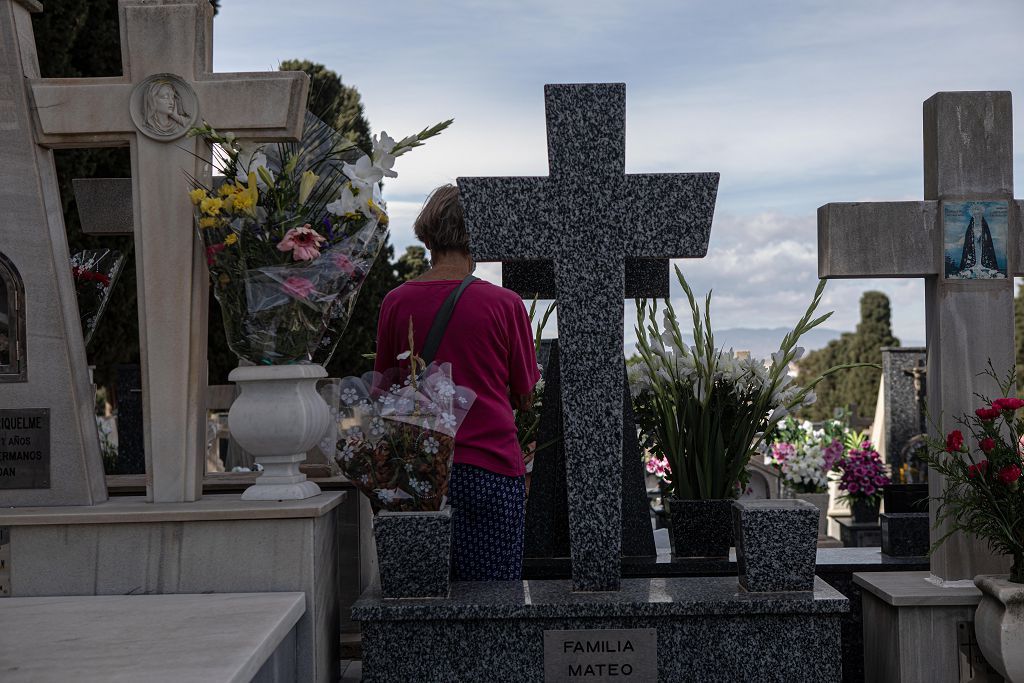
[510,392,533,411]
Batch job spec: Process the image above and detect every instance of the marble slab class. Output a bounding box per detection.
[0,592,304,682]
[853,570,981,606]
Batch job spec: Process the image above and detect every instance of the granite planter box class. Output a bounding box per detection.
[851,498,880,524]
[666,497,733,558]
[882,483,929,513]
[373,507,452,599]
[880,512,929,557]
[792,491,829,536]
[734,499,818,592]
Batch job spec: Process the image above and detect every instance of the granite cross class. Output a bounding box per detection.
[459,83,719,591]
[28,0,309,503]
[819,91,1023,581]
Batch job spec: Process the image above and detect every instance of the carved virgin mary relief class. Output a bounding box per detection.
[129,73,199,141]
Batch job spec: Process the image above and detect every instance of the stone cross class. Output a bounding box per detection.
[459,83,719,591]
[27,0,308,503]
[819,91,1023,581]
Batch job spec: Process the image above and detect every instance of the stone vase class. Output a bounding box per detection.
[374,507,453,599]
[792,492,829,536]
[666,497,734,558]
[882,483,929,514]
[734,499,819,592]
[228,364,327,501]
[851,498,880,524]
[974,574,1024,681]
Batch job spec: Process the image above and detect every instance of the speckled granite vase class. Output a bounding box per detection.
[734,499,818,592]
[374,507,452,599]
[666,497,734,558]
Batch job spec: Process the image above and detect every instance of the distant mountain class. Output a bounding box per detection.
[679,327,923,361]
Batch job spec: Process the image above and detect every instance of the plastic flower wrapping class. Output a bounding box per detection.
[70,249,126,347]
[187,112,451,365]
[764,417,848,493]
[326,363,476,512]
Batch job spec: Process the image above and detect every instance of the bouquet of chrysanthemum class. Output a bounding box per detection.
[70,249,126,347]
[764,417,847,493]
[328,357,476,512]
[630,267,857,500]
[187,113,451,365]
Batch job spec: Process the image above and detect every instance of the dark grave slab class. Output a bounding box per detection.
[113,364,145,475]
[837,517,881,548]
[880,512,930,557]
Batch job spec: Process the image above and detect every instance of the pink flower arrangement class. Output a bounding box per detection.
[837,441,889,502]
[644,453,672,484]
[277,224,327,261]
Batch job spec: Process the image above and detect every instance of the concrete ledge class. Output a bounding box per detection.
[0,492,345,525]
[0,592,304,682]
[854,570,981,607]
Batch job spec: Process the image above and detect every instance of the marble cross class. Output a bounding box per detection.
[28,0,308,503]
[459,83,719,591]
[818,91,1024,581]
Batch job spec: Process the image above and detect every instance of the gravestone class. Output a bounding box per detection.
[0,0,106,505]
[459,83,719,591]
[27,0,308,503]
[819,91,1019,581]
[880,346,926,469]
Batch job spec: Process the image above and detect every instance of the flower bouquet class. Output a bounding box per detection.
[630,267,846,556]
[921,365,1024,582]
[188,112,451,365]
[836,440,890,523]
[765,417,847,495]
[330,360,476,513]
[70,249,126,346]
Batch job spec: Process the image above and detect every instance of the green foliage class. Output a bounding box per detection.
[631,269,832,500]
[278,60,372,153]
[796,291,898,422]
[393,246,430,282]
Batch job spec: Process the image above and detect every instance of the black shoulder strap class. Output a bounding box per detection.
[420,275,478,366]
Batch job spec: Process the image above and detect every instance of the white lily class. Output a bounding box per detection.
[372,132,399,179]
[343,154,385,185]
[235,146,270,189]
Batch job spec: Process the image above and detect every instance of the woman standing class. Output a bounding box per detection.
[374,184,540,580]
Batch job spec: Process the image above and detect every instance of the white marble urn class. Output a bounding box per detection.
[228,364,329,501]
[974,574,1024,681]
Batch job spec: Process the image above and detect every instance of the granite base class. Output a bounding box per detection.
[837,516,881,548]
[881,512,930,557]
[374,507,451,599]
[734,499,818,592]
[353,576,848,681]
[0,493,346,683]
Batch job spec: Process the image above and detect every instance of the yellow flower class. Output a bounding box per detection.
[218,183,237,197]
[298,170,319,205]
[223,233,238,246]
[189,188,207,205]
[200,197,223,215]
[198,216,219,229]
[231,189,254,214]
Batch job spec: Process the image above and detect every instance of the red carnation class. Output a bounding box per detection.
[968,460,990,479]
[976,407,1001,421]
[980,437,996,453]
[993,398,1024,412]
[998,464,1022,485]
[946,430,965,453]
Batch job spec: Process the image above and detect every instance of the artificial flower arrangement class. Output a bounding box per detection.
[765,416,848,494]
[187,113,451,364]
[922,364,1024,582]
[70,249,125,346]
[630,267,841,500]
[836,439,890,510]
[329,321,476,512]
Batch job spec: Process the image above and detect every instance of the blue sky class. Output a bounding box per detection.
[214,0,1024,350]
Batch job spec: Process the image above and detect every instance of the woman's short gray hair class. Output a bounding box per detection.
[413,184,470,254]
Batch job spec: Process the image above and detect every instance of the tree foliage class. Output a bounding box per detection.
[796,291,898,422]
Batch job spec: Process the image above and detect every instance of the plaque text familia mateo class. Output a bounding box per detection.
[0,409,50,489]
[543,628,657,681]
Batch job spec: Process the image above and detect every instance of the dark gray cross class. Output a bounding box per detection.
[459,83,718,591]
[818,91,1024,581]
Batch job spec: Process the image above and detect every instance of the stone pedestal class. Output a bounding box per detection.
[854,571,1002,682]
[0,493,346,683]
[353,577,848,681]
[837,516,882,548]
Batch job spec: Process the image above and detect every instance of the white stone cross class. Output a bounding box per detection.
[818,91,1023,581]
[28,0,308,503]
[459,83,719,591]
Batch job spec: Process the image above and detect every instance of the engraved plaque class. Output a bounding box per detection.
[0,408,50,489]
[544,628,656,682]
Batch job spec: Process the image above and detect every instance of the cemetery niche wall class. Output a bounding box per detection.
[352,82,849,682]
[0,2,350,681]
